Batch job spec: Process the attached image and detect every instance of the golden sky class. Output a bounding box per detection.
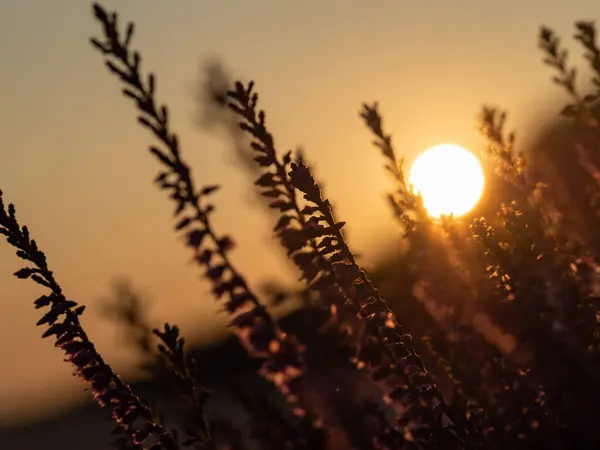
[0,0,596,426]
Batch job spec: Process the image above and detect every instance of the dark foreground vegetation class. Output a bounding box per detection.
[3,3,600,449]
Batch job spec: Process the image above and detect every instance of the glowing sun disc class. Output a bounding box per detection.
[408,144,485,218]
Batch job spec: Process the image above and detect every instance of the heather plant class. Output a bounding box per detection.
[0,193,179,450]
[4,2,600,450]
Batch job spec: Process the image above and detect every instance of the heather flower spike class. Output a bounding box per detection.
[228,81,414,447]
[153,323,214,446]
[286,161,483,445]
[0,190,179,450]
[89,3,325,445]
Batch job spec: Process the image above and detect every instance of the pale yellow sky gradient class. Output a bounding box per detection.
[0,0,597,425]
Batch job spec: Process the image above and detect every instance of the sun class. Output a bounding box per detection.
[408,144,485,218]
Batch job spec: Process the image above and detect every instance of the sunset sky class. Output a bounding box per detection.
[0,0,597,426]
